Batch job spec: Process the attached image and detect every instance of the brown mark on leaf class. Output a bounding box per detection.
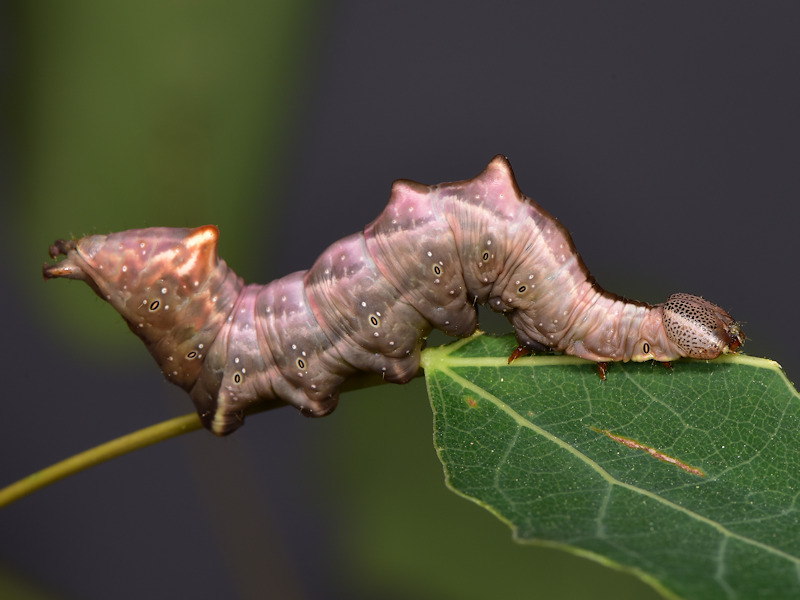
[464,397,478,408]
[592,427,705,477]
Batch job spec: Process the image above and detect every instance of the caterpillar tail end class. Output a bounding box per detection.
[42,239,87,281]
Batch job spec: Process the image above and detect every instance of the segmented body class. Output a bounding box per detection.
[44,156,744,435]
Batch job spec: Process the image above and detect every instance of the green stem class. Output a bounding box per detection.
[0,365,407,509]
[0,412,202,509]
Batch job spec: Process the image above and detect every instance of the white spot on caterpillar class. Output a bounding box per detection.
[161,288,167,294]
[234,357,240,364]
[427,251,432,257]
[121,265,127,272]
[361,301,367,307]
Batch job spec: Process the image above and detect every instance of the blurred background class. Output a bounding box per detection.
[2,2,799,599]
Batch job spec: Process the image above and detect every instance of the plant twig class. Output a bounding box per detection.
[0,412,202,509]
[0,364,416,509]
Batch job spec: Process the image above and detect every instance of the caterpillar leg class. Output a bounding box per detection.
[596,362,608,380]
[507,337,549,364]
[48,238,76,259]
[507,345,532,364]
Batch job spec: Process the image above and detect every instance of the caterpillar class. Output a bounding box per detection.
[43,156,745,435]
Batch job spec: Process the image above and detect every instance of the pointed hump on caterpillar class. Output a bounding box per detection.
[661,293,745,359]
[43,225,243,391]
[44,225,220,286]
[479,155,523,195]
[387,155,523,212]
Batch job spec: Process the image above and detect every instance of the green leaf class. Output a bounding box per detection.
[421,334,800,600]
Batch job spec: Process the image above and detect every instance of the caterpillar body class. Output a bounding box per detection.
[43,156,744,435]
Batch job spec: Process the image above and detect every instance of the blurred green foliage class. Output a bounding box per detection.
[14,1,316,352]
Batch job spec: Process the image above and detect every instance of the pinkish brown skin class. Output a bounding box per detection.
[44,227,243,393]
[44,156,744,435]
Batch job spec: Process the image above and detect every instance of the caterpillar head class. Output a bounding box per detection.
[43,226,242,391]
[662,293,745,359]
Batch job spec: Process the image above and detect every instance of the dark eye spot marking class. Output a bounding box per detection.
[297,358,306,370]
[369,314,380,327]
[481,251,490,261]
[233,372,242,384]
[643,342,651,354]
[187,351,197,359]
[517,285,527,293]
[432,264,442,276]
[149,300,160,311]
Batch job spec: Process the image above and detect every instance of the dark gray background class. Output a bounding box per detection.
[2,2,799,599]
